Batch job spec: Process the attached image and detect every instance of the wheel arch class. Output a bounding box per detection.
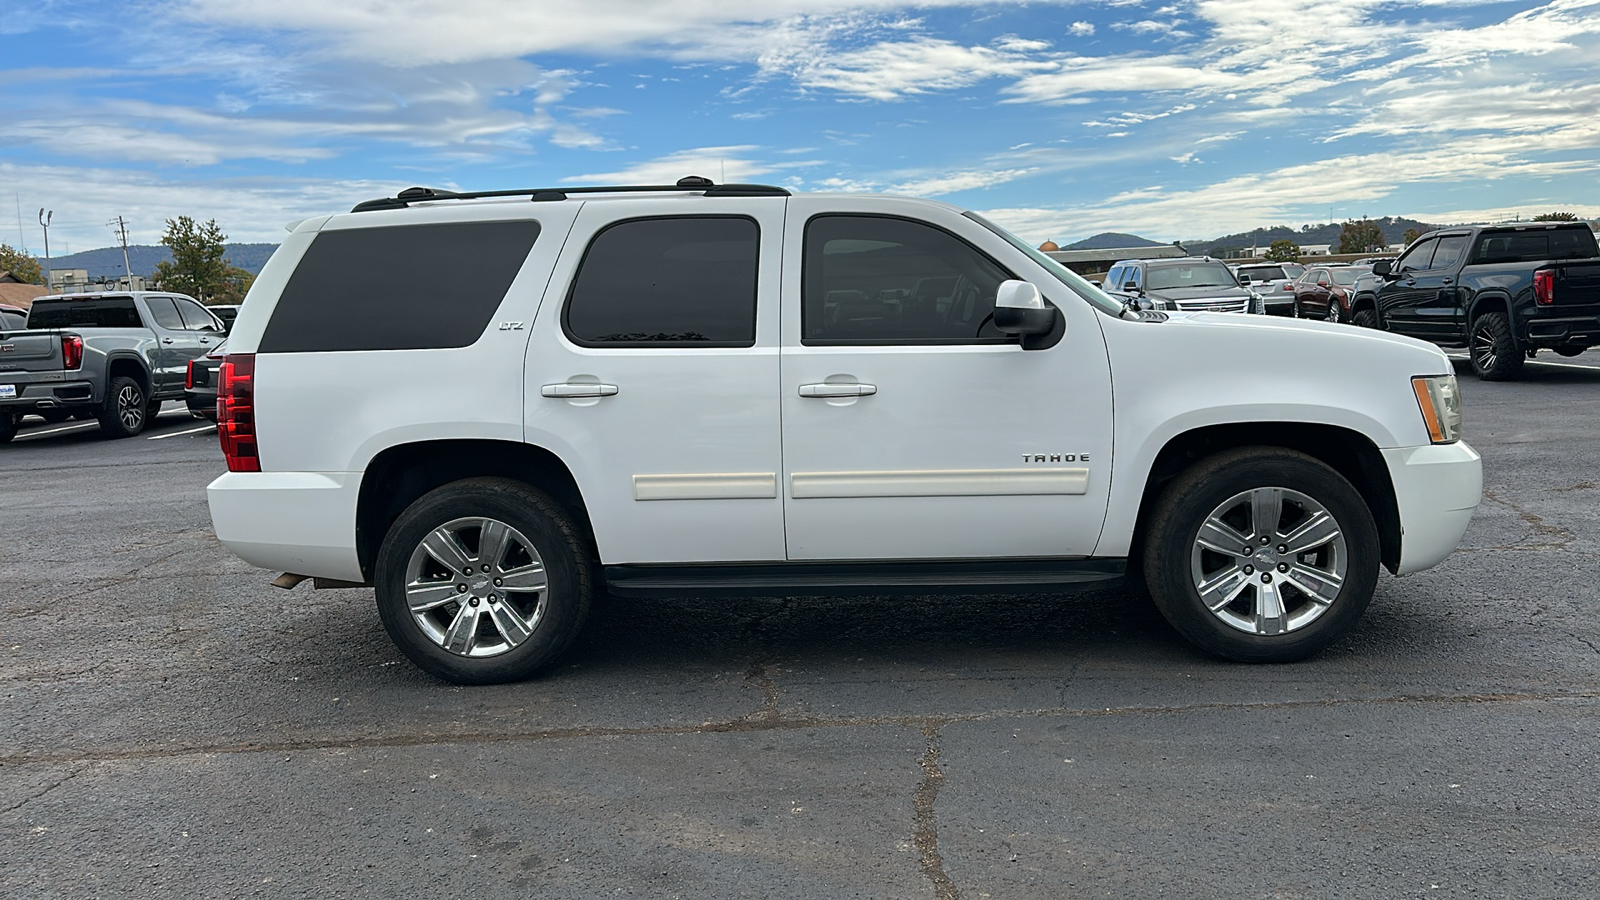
[355,439,591,582]
[1349,291,1378,319]
[105,353,152,395]
[1465,292,1515,343]
[1127,422,1403,575]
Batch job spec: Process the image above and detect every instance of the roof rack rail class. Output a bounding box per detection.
[351,175,790,213]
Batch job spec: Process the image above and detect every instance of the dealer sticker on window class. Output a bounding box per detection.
[0,385,16,399]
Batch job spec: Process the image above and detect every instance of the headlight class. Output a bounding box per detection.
[1411,375,1462,443]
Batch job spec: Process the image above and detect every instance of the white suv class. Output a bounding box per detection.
[207,178,1482,684]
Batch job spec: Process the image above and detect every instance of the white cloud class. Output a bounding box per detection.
[1068,21,1095,36]
[565,146,777,184]
[893,167,1037,196]
[776,35,1056,101]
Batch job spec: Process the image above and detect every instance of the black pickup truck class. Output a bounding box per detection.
[1346,223,1600,379]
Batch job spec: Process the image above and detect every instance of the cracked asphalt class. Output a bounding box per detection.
[3,353,1600,899]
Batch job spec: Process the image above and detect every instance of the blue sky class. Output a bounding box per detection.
[2,0,1598,253]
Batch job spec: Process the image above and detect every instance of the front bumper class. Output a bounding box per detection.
[1382,441,1482,575]
[207,471,365,581]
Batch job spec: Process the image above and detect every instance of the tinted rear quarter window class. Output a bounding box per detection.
[563,216,759,346]
[28,297,144,329]
[259,220,541,353]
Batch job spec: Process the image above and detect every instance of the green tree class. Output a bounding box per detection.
[1532,211,1579,221]
[153,216,232,301]
[1265,239,1300,262]
[0,243,42,285]
[1338,218,1386,254]
[212,266,256,305]
[1402,228,1420,246]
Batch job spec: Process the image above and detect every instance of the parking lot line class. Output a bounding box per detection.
[1446,354,1600,372]
[148,423,217,440]
[14,421,99,440]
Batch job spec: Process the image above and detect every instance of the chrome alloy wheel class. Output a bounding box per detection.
[403,516,549,658]
[117,383,145,430]
[1471,319,1500,373]
[1190,487,1347,636]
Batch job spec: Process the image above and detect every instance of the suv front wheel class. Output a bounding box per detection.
[374,477,594,684]
[1143,447,1379,662]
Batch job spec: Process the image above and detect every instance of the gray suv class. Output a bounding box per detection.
[1103,257,1259,314]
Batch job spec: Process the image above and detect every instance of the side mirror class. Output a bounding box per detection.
[993,280,1063,349]
[1372,260,1393,277]
[1238,274,1252,285]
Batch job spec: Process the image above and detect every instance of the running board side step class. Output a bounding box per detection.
[602,557,1126,598]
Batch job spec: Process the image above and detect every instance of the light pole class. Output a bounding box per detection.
[38,209,52,292]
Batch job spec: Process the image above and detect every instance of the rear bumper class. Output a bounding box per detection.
[1519,314,1600,348]
[207,471,364,581]
[1382,441,1482,575]
[0,379,97,410]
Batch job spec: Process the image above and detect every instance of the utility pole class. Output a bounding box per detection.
[38,209,52,292]
[110,216,133,287]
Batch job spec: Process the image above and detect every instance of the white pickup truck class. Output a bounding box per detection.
[206,179,1482,684]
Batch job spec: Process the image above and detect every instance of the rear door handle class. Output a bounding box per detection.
[541,383,618,398]
[162,338,174,344]
[798,382,877,398]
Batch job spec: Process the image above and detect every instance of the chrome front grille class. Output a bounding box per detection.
[1172,297,1250,313]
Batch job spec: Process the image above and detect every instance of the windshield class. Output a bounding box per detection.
[963,212,1126,315]
[1330,268,1363,286]
[1147,263,1237,291]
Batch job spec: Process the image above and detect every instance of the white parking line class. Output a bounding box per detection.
[14,422,99,439]
[1446,354,1600,372]
[148,424,217,440]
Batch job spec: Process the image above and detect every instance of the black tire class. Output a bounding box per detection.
[97,375,149,438]
[1142,447,1380,663]
[0,412,17,444]
[40,409,71,424]
[1350,308,1377,329]
[374,477,594,684]
[1469,311,1523,381]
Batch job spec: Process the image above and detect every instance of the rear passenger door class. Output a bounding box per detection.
[141,296,197,395]
[523,198,787,565]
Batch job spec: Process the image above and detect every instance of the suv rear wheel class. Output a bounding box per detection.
[374,477,594,684]
[1142,447,1379,662]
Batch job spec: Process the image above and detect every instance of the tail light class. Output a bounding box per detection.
[1281,283,1294,291]
[1534,269,1555,306]
[217,353,259,472]
[61,335,83,370]
[185,358,197,390]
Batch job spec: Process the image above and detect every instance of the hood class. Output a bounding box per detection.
[1148,284,1252,300]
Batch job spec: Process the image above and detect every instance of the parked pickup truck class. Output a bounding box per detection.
[1343,223,1600,379]
[206,179,1483,684]
[0,292,225,442]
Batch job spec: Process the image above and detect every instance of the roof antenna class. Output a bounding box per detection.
[676,175,714,188]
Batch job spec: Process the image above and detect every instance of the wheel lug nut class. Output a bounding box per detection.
[1278,563,1289,573]
[1277,545,1288,554]
[463,567,472,575]
[1260,536,1270,545]
[457,584,468,593]
[494,578,503,587]
[468,598,479,607]
[1243,546,1254,556]
[488,594,498,603]
[1261,573,1272,583]
[1243,565,1254,575]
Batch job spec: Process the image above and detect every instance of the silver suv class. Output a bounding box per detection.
[1103,257,1259,313]
[1232,262,1305,316]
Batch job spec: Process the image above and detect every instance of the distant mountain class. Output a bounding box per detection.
[1063,232,1168,250]
[41,243,278,279]
[1185,216,1445,255]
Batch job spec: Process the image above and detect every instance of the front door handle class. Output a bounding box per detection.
[162,338,174,344]
[542,382,618,399]
[1440,277,1453,284]
[798,382,876,398]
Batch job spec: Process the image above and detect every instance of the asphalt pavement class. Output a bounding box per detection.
[3,354,1599,899]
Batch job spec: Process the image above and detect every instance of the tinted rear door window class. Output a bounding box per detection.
[145,297,185,331]
[1428,235,1469,271]
[563,216,759,346]
[259,220,541,353]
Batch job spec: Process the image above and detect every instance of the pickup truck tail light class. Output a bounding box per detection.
[217,353,259,472]
[61,335,83,370]
[1533,269,1555,306]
